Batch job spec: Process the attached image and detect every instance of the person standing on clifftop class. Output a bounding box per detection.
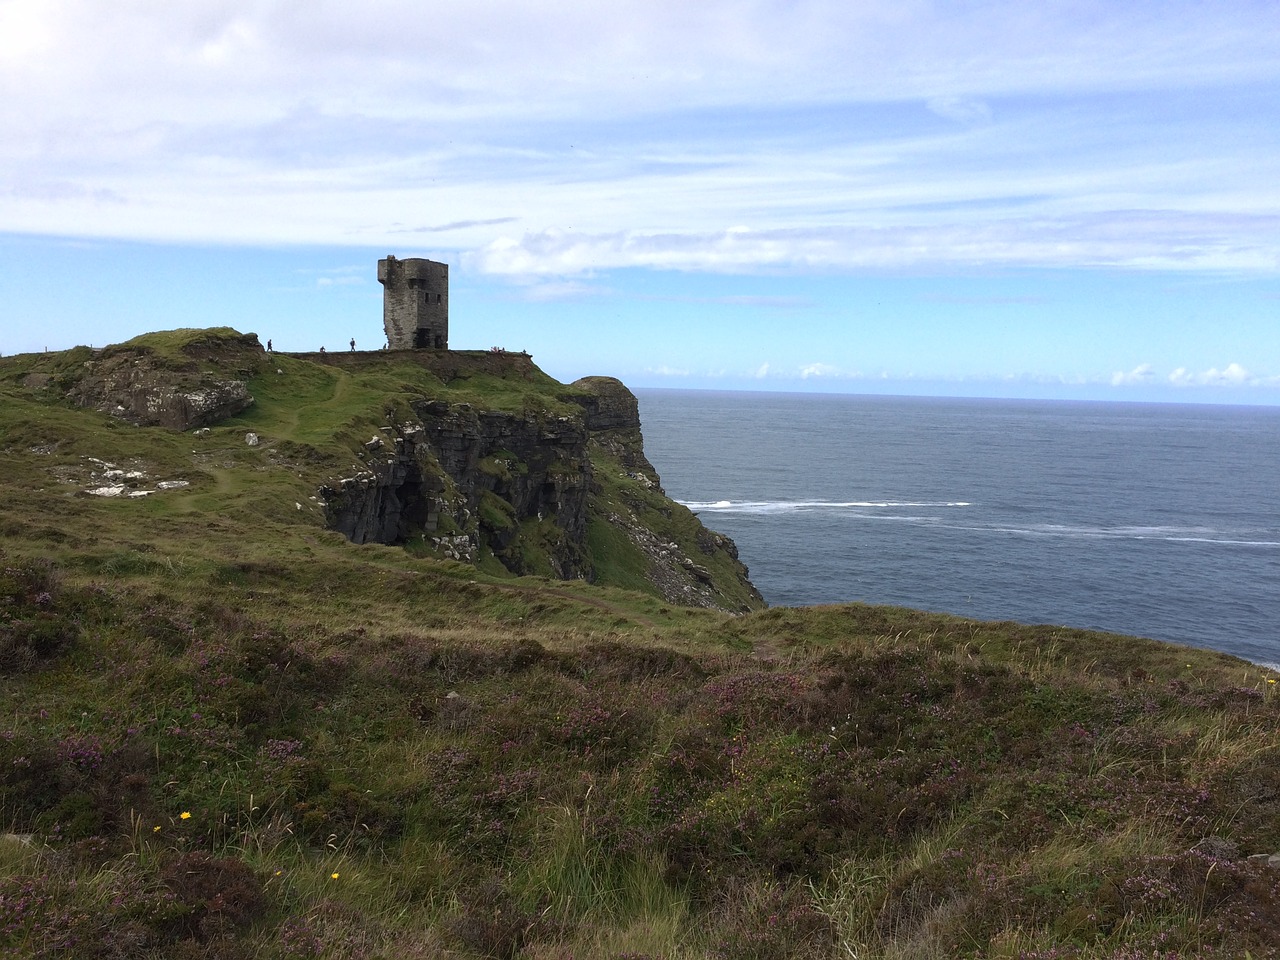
[266,339,272,352]
[350,338,356,351]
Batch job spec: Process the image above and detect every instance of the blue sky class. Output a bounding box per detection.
[2,1,1278,403]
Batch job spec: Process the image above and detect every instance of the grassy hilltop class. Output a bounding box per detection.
[2,330,1280,959]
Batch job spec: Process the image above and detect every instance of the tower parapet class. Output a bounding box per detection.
[378,255,448,350]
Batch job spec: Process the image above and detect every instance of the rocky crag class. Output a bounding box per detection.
[16,328,762,612]
[62,328,262,430]
[313,361,762,612]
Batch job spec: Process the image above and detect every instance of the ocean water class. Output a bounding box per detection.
[634,389,1280,665]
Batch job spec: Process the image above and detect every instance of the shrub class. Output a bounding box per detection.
[446,876,537,959]
[0,559,75,671]
[161,853,267,941]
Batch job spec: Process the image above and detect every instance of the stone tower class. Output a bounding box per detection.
[378,255,448,350]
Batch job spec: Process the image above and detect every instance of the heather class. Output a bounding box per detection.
[3,554,1279,959]
[3,337,1280,957]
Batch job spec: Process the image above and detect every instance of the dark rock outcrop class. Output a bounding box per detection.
[322,400,593,579]
[322,375,763,611]
[66,330,262,431]
[568,376,658,477]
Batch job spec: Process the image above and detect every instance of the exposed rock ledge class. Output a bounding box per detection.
[321,374,763,612]
[65,330,262,431]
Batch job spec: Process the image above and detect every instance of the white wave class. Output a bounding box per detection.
[680,499,972,514]
[679,501,1280,547]
[1163,536,1280,547]
[951,522,1280,547]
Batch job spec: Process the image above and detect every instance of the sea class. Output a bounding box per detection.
[634,389,1280,667]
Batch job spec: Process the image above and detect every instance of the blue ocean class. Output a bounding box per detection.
[635,389,1280,666]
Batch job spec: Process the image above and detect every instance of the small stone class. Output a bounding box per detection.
[245,432,259,446]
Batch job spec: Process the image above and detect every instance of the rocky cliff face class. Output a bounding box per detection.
[321,375,763,611]
[322,398,593,579]
[64,329,262,431]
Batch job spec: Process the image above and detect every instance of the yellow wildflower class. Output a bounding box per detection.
[180,811,192,820]
[331,871,340,880]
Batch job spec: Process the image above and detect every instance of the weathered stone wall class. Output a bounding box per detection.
[378,256,449,350]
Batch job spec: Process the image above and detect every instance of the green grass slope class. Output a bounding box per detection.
[1,334,1279,959]
[2,329,758,608]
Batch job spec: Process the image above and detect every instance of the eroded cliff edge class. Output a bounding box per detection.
[22,328,761,612]
[319,368,764,612]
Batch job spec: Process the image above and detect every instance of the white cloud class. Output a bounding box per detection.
[1168,362,1257,387]
[1111,363,1155,386]
[1206,362,1251,385]
[752,362,770,379]
[800,362,840,379]
[510,279,611,302]
[927,96,993,125]
[467,215,1280,276]
[2,1,1279,274]
[648,365,690,377]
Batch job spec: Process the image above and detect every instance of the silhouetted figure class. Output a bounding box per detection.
[266,339,272,352]
[319,346,326,354]
[350,338,356,351]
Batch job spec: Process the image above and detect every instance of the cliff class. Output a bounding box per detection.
[8,328,762,612]
[313,356,761,611]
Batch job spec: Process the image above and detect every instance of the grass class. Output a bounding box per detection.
[2,332,1280,957]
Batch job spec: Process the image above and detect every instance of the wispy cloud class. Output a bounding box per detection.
[638,293,816,309]
[292,265,367,289]
[919,293,1048,306]
[471,213,1280,276]
[1,2,1277,276]
[393,218,520,233]
[505,279,614,302]
[927,96,994,125]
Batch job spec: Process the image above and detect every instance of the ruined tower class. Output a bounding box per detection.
[378,255,448,350]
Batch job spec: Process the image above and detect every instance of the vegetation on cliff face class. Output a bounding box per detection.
[2,331,1280,959]
[3,327,761,613]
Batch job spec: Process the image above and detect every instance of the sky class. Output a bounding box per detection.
[2,0,1279,404]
